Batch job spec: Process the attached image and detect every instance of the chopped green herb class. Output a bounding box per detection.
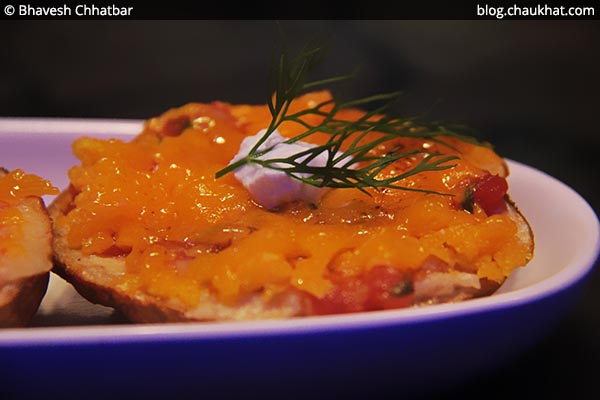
[390,278,414,297]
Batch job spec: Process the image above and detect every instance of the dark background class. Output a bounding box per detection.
[1,20,599,398]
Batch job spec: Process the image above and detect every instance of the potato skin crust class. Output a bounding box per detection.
[50,186,533,323]
[0,273,49,328]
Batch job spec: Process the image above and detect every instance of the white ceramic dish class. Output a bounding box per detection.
[0,118,598,399]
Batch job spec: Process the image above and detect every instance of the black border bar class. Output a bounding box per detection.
[0,1,598,20]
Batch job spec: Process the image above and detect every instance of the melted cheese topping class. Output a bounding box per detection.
[56,92,531,307]
[0,169,58,206]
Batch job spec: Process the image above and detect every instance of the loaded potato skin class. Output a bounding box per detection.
[50,93,534,322]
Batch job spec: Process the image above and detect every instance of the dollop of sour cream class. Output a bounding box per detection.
[229,129,339,209]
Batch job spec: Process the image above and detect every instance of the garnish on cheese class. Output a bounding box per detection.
[230,129,346,209]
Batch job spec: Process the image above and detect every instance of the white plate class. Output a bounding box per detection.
[0,118,598,399]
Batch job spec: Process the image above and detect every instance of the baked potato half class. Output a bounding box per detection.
[49,94,534,323]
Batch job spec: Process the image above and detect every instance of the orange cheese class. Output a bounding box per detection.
[56,92,530,307]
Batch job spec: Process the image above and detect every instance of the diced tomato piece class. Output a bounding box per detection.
[473,174,508,215]
[363,265,415,310]
[99,245,131,257]
[310,265,414,315]
[310,277,369,315]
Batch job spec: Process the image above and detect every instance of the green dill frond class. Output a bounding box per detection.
[215,39,485,196]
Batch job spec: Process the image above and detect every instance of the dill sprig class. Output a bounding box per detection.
[215,40,483,195]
